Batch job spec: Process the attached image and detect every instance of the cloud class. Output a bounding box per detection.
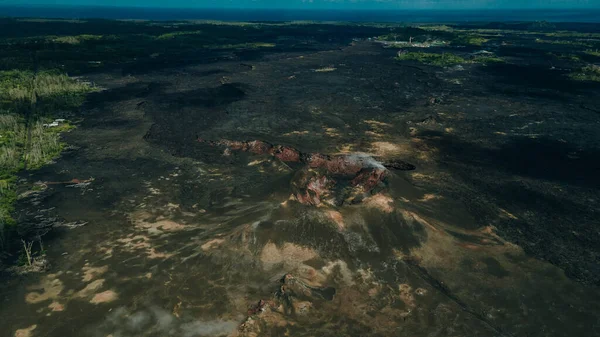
[91,306,238,337]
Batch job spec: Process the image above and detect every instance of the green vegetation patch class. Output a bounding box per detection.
[0,180,17,228]
[0,114,21,247]
[471,56,506,64]
[535,38,593,48]
[207,42,276,50]
[451,35,489,46]
[547,52,582,62]
[0,114,26,172]
[416,26,493,46]
[0,70,96,113]
[376,27,433,42]
[585,50,600,57]
[0,70,34,103]
[419,25,454,32]
[52,34,103,44]
[0,69,95,254]
[396,52,465,67]
[24,122,67,170]
[569,65,600,82]
[155,30,203,40]
[545,31,600,38]
[396,50,506,67]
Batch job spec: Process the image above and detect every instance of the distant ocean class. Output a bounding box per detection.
[1,5,600,23]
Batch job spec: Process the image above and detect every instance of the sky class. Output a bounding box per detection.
[1,0,598,9]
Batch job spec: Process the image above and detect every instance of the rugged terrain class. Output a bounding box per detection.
[1,19,600,337]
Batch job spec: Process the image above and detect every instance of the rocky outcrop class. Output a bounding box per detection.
[237,273,336,337]
[198,138,414,206]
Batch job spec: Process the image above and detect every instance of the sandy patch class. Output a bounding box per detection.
[415,288,428,296]
[364,131,384,138]
[335,144,354,153]
[325,210,346,230]
[117,235,152,250]
[97,245,114,258]
[260,242,318,271]
[410,172,430,181]
[146,219,185,231]
[137,219,185,234]
[248,159,267,166]
[325,127,341,138]
[76,279,105,298]
[201,238,225,251]
[364,120,393,128]
[283,130,310,136]
[48,301,65,312]
[363,194,394,213]
[479,226,496,235]
[321,260,354,285]
[130,211,185,234]
[82,264,109,282]
[293,300,313,315]
[295,265,328,287]
[90,290,118,304]
[410,138,438,162]
[403,209,522,282]
[398,284,416,308]
[499,208,518,220]
[147,248,173,259]
[148,187,161,195]
[370,141,411,157]
[404,211,439,232]
[315,67,336,72]
[117,234,174,259]
[418,194,441,202]
[25,274,64,304]
[14,325,36,337]
[166,203,180,211]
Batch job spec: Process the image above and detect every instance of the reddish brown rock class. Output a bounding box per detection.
[352,168,387,192]
[291,169,334,206]
[247,140,273,155]
[247,299,273,316]
[305,153,330,168]
[271,145,301,162]
[237,273,337,336]
[197,138,412,206]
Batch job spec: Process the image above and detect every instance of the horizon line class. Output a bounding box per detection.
[2,4,600,11]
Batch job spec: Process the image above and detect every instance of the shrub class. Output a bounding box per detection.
[0,114,25,171]
[472,56,506,64]
[24,121,65,169]
[585,50,600,57]
[451,35,488,46]
[0,70,34,103]
[569,65,600,82]
[52,34,103,44]
[0,70,96,114]
[0,70,95,103]
[155,31,203,40]
[0,70,93,256]
[396,52,465,67]
[535,39,592,48]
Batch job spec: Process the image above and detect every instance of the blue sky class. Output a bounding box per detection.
[2,0,598,9]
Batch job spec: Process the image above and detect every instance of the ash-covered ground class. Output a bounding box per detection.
[2,20,600,337]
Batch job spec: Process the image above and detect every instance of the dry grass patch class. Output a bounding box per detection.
[314,67,337,72]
